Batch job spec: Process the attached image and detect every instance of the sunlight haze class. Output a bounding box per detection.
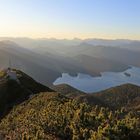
[0,0,140,39]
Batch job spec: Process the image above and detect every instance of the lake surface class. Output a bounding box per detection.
[53,66,140,93]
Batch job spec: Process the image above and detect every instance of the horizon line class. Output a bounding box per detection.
[0,36,139,41]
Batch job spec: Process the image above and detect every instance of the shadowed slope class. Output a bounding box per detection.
[0,69,53,118]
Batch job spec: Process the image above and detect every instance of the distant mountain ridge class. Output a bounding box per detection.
[1,39,140,86]
[53,83,140,111]
[0,37,140,49]
[0,40,86,85]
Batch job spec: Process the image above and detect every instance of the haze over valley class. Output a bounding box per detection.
[1,38,140,92]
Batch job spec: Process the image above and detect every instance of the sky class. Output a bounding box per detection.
[0,0,140,39]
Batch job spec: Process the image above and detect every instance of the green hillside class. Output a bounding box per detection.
[94,84,140,110]
[0,92,139,140]
[52,84,86,98]
[53,83,140,110]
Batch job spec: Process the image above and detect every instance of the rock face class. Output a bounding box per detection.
[0,68,53,118]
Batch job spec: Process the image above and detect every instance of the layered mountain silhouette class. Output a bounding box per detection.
[0,40,85,85]
[1,39,140,86]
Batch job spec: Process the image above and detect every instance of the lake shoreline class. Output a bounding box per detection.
[53,66,140,93]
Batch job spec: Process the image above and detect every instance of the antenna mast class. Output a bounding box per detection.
[9,58,11,69]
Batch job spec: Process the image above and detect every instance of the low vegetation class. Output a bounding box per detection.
[0,70,6,78]
[0,92,139,140]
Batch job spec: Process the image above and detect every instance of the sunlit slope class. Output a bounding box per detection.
[0,92,139,140]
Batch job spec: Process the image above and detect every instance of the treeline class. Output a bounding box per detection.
[0,92,139,140]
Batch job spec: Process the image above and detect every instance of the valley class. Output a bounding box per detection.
[0,39,140,89]
[54,66,140,92]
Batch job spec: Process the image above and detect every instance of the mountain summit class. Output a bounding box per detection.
[0,68,53,118]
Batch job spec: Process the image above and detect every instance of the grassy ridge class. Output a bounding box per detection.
[0,92,139,140]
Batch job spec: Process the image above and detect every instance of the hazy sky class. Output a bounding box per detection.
[0,0,140,39]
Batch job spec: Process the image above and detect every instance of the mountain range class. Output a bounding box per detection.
[1,38,140,86]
